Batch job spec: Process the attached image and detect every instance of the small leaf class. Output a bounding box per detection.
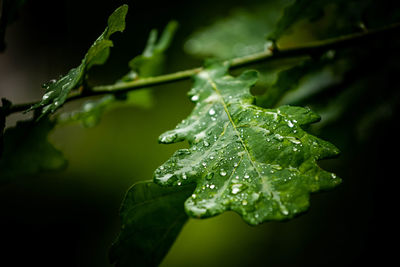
[154,63,340,225]
[28,5,128,118]
[122,20,178,80]
[0,117,67,183]
[110,180,195,267]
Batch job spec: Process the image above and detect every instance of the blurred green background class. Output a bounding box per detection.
[0,0,398,266]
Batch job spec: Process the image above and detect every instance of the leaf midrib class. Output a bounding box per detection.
[204,73,276,199]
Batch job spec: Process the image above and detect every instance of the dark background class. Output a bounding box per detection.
[0,0,398,266]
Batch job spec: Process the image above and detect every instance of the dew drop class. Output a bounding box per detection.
[210,184,215,189]
[192,194,197,199]
[331,173,337,179]
[191,95,199,101]
[204,140,210,147]
[231,184,245,194]
[209,108,216,115]
[220,170,227,176]
[244,174,250,179]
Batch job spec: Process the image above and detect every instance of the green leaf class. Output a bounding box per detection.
[256,51,350,108]
[121,20,178,80]
[58,90,153,127]
[154,63,340,225]
[0,117,67,183]
[184,2,291,59]
[268,0,373,42]
[110,180,195,267]
[28,5,128,118]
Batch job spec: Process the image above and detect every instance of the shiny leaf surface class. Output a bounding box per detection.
[155,63,341,225]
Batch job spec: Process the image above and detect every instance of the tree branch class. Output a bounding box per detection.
[5,22,400,116]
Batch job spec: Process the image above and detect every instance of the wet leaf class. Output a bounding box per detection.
[155,63,340,225]
[28,5,128,118]
[110,180,194,267]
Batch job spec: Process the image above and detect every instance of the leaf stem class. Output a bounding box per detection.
[5,22,400,116]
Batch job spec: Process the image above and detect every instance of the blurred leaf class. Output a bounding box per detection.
[268,0,373,42]
[256,51,350,108]
[110,180,195,267]
[184,1,291,59]
[27,5,128,118]
[0,0,27,51]
[122,20,178,80]
[154,63,340,225]
[0,117,67,183]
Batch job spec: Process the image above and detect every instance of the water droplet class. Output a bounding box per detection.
[204,140,210,147]
[159,166,164,170]
[244,174,250,179]
[209,108,216,115]
[271,164,282,170]
[220,170,227,176]
[210,184,215,189]
[331,173,337,179]
[192,194,197,199]
[182,173,187,179]
[287,137,301,144]
[274,134,284,141]
[242,200,248,206]
[293,147,298,152]
[210,156,214,160]
[177,181,182,186]
[191,95,199,101]
[288,121,294,128]
[42,91,53,100]
[231,184,245,194]
[233,162,238,167]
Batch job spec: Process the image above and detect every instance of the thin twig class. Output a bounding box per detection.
[5,22,400,116]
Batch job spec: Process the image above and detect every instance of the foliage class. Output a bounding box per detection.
[1,1,400,266]
[155,63,340,225]
[27,5,128,119]
[110,181,195,267]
